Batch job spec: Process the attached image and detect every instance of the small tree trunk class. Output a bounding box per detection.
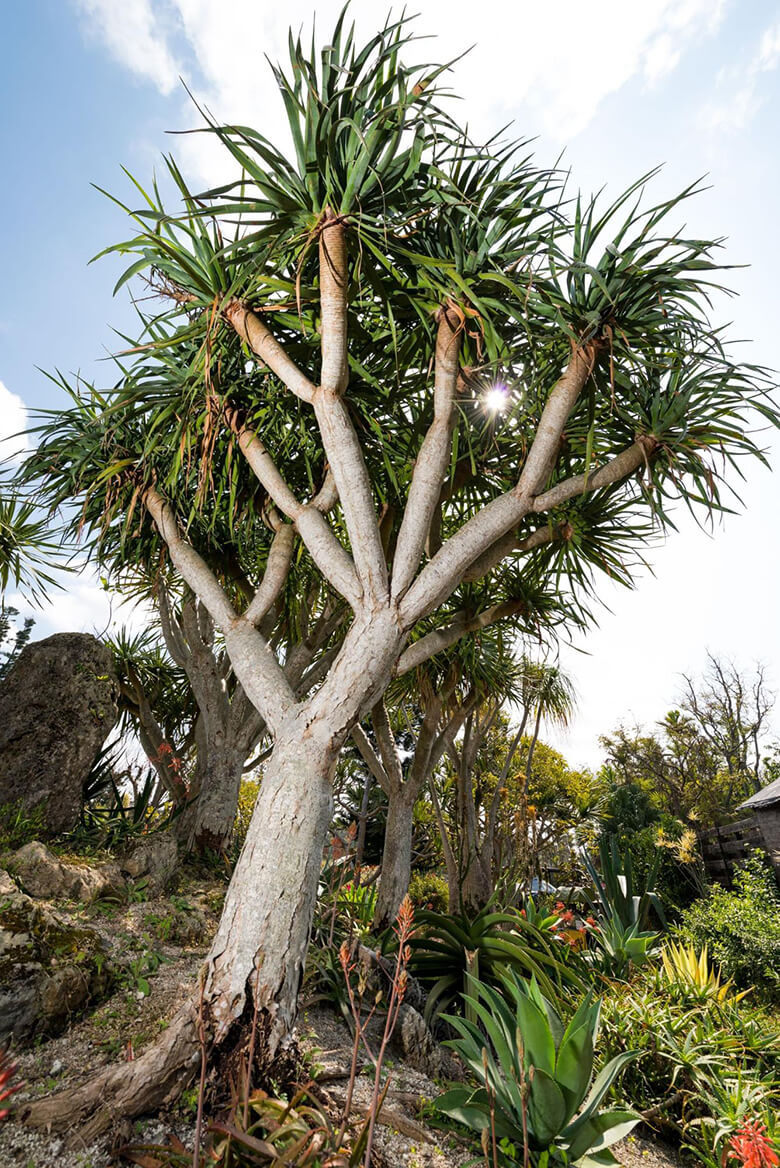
[457,846,492,913]
[175,742,245,853]
[373,784,416,929]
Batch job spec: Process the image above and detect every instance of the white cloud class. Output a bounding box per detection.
[701,15,780,132]
[75,0,183,95]
[74,0,727,183]
[6,564,154,642]
[0,379,28,463]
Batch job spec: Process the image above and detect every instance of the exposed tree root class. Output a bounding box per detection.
[19,996,308,1150]
[20,1005,200,1146]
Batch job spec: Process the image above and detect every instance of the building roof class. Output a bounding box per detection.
[739,776,780,811]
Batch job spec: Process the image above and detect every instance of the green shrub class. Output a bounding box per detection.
[676,852,780,996]
[408,870,448,914]
[0,799,46,852]
[597,962,780,1155]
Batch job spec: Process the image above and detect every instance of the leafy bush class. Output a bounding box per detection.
[619,819,706,918]
[0,798,46,852]
[435,972,639,1167]
[677,852,780,997]
[408,870,448,913]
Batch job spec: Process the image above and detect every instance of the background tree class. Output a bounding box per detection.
[20,13,778,1137]
[679,653,775,799]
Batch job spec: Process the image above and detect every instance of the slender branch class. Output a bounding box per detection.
[230,416,362,609]
[224,299,316,403]
[312,469,339,513]
[351,723,392,797]
[530,436,655,513]
[391,307,461,597]
[463,525,556,584]
[518,345,597,495]
[372,699,404,791]
[143,486,294,732]
[312,213,388,604]
[394,597,530,677]
[157,579,189,668]
[144,487,237,629]
[243,525,294,627]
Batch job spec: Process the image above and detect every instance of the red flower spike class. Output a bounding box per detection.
[0,1049,22,1121]
[729,1119,779,1168]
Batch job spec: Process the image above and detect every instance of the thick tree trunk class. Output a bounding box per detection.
[22,718,338,1140]
[373,784,416,930]
[24,615,405,1141]
[200,717,337,1045]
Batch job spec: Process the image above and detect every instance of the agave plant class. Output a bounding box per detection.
[661,941,751,1006]
[435,972,639,1167]
[587,917,658,981]
[407,904,585,1023]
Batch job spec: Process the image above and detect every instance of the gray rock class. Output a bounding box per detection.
[120,834,178,895]
[0,632,119,835]
[0,872,113,1045]
[5,841,126,904]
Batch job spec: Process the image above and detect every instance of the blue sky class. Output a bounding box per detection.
[2,0,780,767]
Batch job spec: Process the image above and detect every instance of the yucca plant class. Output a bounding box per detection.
[660,942,751,1005]
[408,904,585,1022]
[581,838,665,931]
[435,972,639,1167]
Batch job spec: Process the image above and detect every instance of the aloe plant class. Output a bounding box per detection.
[435,972,639,1167]
[587,917,658,981]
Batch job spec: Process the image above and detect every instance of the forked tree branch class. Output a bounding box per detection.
[143,485,294,732]
[230,417,362,609]
[398,346,596,624]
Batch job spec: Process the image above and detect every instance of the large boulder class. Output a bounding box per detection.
[4,841,126,904]
[0,870,113,1045]
[0,632,119,836]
